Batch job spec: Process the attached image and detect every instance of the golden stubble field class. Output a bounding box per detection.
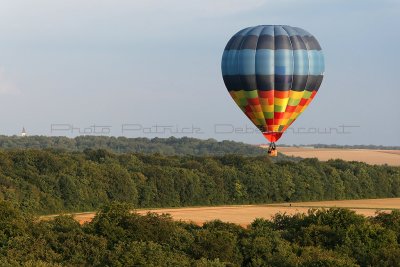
[57,198,400,226]
[279,147,400,166]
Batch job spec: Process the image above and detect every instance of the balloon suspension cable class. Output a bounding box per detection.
[267,142,277,156]
[269,142,276,150]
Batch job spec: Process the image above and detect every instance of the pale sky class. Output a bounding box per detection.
[0,0,399,145]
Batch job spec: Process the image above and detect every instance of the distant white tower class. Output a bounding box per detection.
[21,127,27,137]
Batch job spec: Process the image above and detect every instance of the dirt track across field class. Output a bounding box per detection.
[49,198,400,226]
[279,147,400,166]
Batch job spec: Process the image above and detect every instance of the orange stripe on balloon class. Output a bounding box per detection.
[274,91,290,98]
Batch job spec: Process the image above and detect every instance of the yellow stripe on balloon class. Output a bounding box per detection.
[272,125,280,132]
[254,111,264,119]
[280,119,289,125]
[261,104,274,113]
[274,97,289,106]
[288,91,304,100]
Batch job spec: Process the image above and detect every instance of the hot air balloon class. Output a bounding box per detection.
[221,25,324,156]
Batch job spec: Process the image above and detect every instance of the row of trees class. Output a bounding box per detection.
[0,148,398,214]
[0,136,271,156]
[0,135,397,153]
[302,144,400,150]
[1,201,400,266]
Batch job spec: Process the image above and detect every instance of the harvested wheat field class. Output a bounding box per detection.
[279,147,400,166]
[60,198,400,226]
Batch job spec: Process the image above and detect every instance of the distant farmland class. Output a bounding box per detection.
[48,198,400,226]
[279,147,400,166]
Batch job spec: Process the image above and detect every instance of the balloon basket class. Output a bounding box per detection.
[268,149,278,157]
[267,142,278,157]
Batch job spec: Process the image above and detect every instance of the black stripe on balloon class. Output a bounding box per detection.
[274,75,292,90]
[240,75,257,91]
[292,75,309,91]
[223,75,323,91]
[314,75,324,91]
[305,75,324,91]
[223,75,258,91]
[256,35,274,50]
[289,36,307,50]
[274,35,292,50]
[302,36,322,50]
[225,35,246,50]
[223,75,242,91]
[240,35,259,49]
[256,75,274,90]
[224,36,321,51]
[224,36,237,50]
[224,75,267,91]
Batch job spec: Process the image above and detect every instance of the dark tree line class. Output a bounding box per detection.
[0,135,271,156]
[0,148,398,214]
[1,201,400,266]
[0,135,397,154]
[303,144,400,150]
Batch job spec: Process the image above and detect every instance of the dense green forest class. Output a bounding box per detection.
[1,201,400,266]
[0,141,399,266]
[0,148,398,214]
[0,136,270,156]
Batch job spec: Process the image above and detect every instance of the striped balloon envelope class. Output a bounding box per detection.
[221,25,324,143]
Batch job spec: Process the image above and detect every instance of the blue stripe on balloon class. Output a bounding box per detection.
[274,26,288,36]
[260,26,274,36]
[221,50,229,75]
[235,27,253,36]
[233,25,315,38]
[221,49,240,75]
[248,25,264,36]
[274,50,293,75]
[238,49,256,75]
[255,49,274,75]
[282,26,298,36]
[293,50,309,75]
[292,50,325,75]
[308,50,325,75]
[222,48,324,76]
[293,27,312,37]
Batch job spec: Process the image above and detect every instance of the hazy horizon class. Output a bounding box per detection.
[0,0,399,146]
